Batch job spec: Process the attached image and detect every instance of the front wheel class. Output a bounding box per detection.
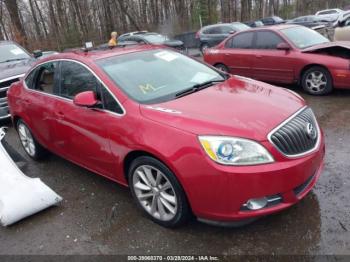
[301,66,333,95]
[128,156,191,227]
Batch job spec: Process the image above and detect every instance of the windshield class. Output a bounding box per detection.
[0,43,30,63]
[97,49,225,104]
[232,23,251,31]
[143,34,168,44]
[281,27,330,49]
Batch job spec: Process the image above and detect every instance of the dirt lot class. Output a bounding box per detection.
[0,87,349,256]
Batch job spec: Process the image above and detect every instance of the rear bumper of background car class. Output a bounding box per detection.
[179,136,325,223]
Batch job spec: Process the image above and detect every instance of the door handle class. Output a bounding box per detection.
[256,55,263,58]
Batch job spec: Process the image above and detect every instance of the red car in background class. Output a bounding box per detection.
[204,24,350,95]
[8,45,324,227]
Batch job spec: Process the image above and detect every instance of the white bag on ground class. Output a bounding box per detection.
[0,128,62,226]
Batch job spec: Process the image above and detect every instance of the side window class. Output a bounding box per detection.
[220,26,234,34]
[25,69,36,89]
[26,62,58,95]
[99,86,123,114]
[255,31,284,49]
[263,18,273,25]
[202,28,211,34]
[59,61,99,99]
[209,26,221,34]
[226,32,254,49]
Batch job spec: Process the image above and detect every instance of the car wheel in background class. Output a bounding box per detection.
[214,63,229,73]
[200,43,209,54]
[301,66,333,95]
[128,156,191,227]
[17,119,47,160]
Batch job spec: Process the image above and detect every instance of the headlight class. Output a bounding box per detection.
[199,136,274,166]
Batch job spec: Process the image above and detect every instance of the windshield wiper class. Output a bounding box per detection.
[0,58,27,63]
[175,79,225,98]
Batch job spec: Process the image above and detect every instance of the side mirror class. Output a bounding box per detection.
[277,42,291,51]
[73,91,99,108]
[33,50,43,58]
[229,30,236,34]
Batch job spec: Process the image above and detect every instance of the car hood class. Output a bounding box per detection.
[163,40,184,47]
[140,76,305,141]
[301,41,350,52]
[0,59,33,80]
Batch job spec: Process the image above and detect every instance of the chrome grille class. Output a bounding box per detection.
[0,77,20,119]
[269,108,319,157]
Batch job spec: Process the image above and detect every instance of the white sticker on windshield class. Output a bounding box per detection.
[154,51,178,62]
[190,72,215,84]
[10,48,25,55]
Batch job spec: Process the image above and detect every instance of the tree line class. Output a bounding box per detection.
[0,0,349,51]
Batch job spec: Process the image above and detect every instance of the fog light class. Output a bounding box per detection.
[246,197,268,210]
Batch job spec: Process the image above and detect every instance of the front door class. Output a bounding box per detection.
[53,61,117,176]
[252,31,296,84]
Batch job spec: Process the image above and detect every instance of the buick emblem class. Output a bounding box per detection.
[305,122,317,140]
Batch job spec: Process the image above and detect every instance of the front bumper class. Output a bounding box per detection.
[178,136,325,223]
[332,69,350,89]
[0,97,10,120]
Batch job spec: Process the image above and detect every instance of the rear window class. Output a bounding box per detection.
[226,32,254,49]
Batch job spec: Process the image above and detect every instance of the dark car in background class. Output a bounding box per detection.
[118,31,186,53]
[287,15,330,28]
[0,41,41,121]
[196,22,250,53]
[261,16,285,25]
[244,20,264,28]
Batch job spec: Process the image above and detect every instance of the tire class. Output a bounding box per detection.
[301,66,333,95]
[214,63,229,73]
[200,43,209,54]
[128,156,191,228]
[16,119,48,160]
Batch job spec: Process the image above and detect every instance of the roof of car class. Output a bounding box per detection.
[202,22,245,28]
[242,24,299,32]
[0,40,16,45]
[40,44,163,63]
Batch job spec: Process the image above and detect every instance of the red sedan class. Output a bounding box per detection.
[7,46,325,227]
[204,24,350,95]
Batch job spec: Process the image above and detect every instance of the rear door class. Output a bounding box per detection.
[221,31,255,77]
[53,60,123,177]
[252,31,297,84]
[22,62,59,147]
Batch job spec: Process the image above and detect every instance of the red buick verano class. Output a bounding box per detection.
[7,45,325,227]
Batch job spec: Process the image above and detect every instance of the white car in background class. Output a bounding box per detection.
[315,8,343,23]
[334,12,350,41]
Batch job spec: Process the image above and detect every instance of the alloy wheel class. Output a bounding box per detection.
[132,165,178,221]
[305,71,327,93]
[18,123,36,157]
